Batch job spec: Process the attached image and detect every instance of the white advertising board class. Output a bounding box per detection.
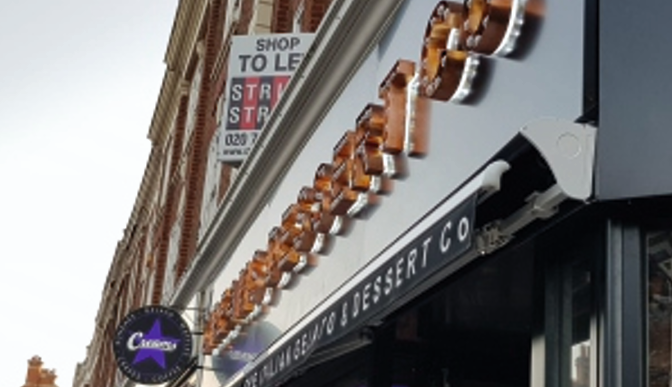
[217,33,314,163]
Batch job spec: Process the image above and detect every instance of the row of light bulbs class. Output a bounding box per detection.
[202,0,534,355]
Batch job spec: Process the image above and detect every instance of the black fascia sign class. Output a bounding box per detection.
[237,194,476,387]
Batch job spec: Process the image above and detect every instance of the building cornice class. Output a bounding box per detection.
[149,0,208,144]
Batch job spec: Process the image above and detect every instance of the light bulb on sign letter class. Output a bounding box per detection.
[461,0,528,57]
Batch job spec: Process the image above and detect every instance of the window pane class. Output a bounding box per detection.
[569,258,592,387]
[647,230,672,387]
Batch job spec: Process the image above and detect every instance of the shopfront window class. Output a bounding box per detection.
[647,230,672,387]
[567,258,592,387]
[358,213,601,387]
[542,223,596,387]
[273,214,602,387]
[380,241,536,387]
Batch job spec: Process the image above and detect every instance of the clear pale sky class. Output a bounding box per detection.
[0,1,178,386]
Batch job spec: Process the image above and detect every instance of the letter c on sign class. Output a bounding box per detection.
[127,332,143,351]
[440,220,452,253]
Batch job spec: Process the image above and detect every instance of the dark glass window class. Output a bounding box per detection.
[647,230,672,387]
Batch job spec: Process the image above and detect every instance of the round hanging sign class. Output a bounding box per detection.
[112,306,193,385]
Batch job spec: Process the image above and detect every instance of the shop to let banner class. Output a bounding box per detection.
[218,33,314,164]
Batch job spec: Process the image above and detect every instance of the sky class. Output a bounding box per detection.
[0,1,179,387]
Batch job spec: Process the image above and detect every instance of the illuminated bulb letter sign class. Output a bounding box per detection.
[203,0,535,359]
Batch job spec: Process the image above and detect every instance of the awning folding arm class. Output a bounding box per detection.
[475,119,597,255]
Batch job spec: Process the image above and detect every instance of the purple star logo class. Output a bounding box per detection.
[129,319,181,369]
[114,306,193,384]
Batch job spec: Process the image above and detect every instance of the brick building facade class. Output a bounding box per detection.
[72,1,331,387]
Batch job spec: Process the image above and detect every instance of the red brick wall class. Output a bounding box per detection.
[304,0,332,32]
[272,0,293,32]
[151,94,188,304]
[272,0,333,33]
[237,0,256,34]
[176,1,224,280]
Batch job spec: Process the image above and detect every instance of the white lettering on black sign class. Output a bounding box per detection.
[238,195,476,387]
